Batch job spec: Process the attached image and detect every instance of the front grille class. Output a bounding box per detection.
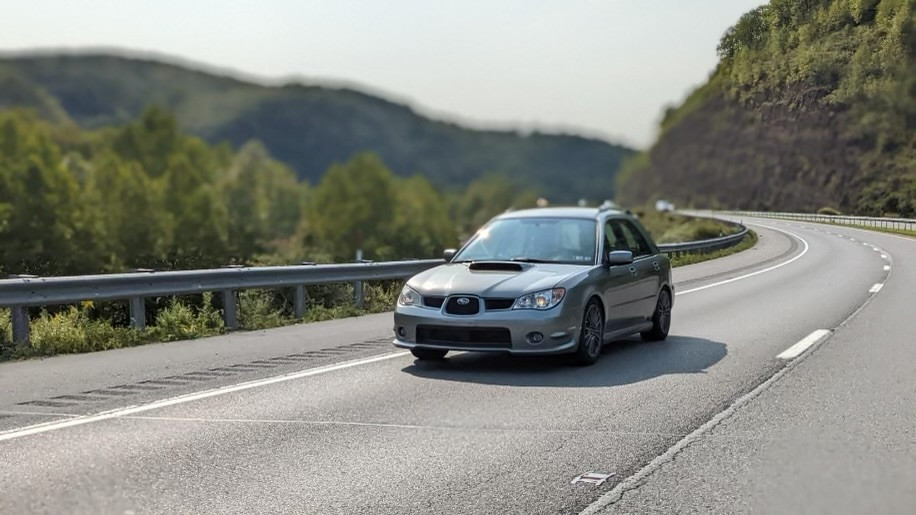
[416,325,511,348]
[484,298,515,310]
[445,296,480,315]
[423,296,445,308]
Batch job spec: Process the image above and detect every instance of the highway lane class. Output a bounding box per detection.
[0,218,900,513]
[0,220,794,430]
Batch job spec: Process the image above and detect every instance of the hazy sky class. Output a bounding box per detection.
[2,0,765,148]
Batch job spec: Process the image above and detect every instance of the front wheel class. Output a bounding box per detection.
[641,289,672,341]
[410,348,448,360]
[572,300,604,366]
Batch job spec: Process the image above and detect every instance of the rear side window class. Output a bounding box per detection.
[608,219,653,257]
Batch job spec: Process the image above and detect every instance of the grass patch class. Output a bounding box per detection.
[635,210,740,244]
[670,230,758,268]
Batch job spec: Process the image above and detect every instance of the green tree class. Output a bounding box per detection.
[112,106,182,178]
[452,175,539,236]
[389,175,458,259]
[306,153,398,260]
[0,112,84,275]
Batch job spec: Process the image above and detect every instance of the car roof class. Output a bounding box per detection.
[495,206,625,220]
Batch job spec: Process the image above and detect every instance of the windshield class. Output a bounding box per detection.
[454,217,597,265]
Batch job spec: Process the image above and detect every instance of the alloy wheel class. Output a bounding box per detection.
[584,304,603,358]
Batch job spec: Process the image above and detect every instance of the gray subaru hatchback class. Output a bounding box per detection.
[393,206,673,365]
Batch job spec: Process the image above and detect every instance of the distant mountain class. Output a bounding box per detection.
[0,53,633,202]
[616,0,915,217]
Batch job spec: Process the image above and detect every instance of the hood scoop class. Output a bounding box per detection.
[468,261,524,272]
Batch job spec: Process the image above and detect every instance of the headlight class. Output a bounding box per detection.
[398,285,421,306]
[513,288,565,310]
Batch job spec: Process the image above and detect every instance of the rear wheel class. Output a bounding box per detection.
[410,348,448,360]
[572,300,604,366]
[641,289,672,341]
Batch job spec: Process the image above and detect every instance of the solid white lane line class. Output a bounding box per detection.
[776,330,832,360]
[869,283,884,293]
[0,351,410,443]
[884,265,891,271]
[677,224,809,296]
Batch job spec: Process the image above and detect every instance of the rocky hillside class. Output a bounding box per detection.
[617,0,914,216]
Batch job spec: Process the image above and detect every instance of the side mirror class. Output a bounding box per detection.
[443,249,457,261]
[605,250,633,266]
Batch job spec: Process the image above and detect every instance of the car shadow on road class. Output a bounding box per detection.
[400,335,727,387]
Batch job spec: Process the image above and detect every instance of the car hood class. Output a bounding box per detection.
[408,262,588,298]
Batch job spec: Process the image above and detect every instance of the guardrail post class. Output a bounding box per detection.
[294,285,308,319]
[354,249,365,308]
[222,289,238,329]
[10,306,29,346]
[128,296,146,330]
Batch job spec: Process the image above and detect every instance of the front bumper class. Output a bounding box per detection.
[393,302,581,355]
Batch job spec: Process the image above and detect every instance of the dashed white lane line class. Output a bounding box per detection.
[881,254,888,259]
[776,329,832,360]
[869,283,884,293]
[884,265,891,271]
[677,224,809,296]
[850,238,856,241]
[0,351,411,443]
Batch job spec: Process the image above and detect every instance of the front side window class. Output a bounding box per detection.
[607,219,653,257]
[455,218,596,265]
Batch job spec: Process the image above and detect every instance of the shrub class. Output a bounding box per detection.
[238,289,290,330]
[0,308,11,349]
[28,307,147,356]
[150,292,223,342]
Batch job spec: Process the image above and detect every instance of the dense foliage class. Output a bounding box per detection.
[617,0,915,216]
[0,54,632,203]
[0,107,537,277]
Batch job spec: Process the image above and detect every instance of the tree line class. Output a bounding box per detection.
[0,107,539,277]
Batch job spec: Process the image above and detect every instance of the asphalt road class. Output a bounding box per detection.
[0,217,911,514]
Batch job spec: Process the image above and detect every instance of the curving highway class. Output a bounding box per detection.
[0,216,912,514]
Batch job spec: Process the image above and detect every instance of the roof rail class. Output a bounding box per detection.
[598,200,618,211]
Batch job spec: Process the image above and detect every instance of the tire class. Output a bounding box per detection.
[641,288,672,341]
[410,348,448,360]
[572,300,604,366]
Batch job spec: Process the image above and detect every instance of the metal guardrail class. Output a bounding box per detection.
[1,260,443,346]
[721,211,916,232]
[0,214,753,347]
[656,224,749,257]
